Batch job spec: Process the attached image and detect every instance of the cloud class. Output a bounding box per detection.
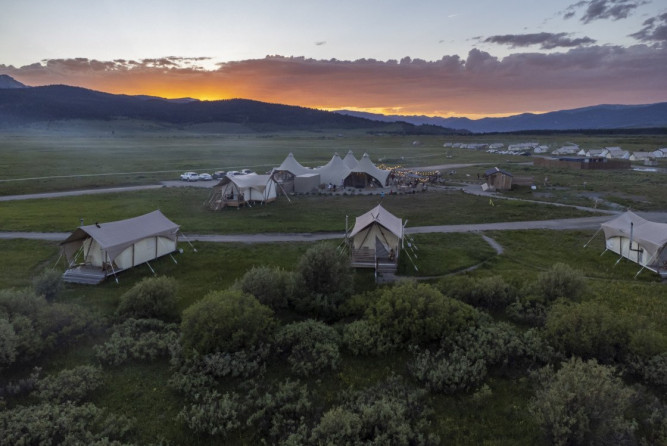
[2,45,666,116]
[563,0,646,23]
[630,13,667,42]
[484,32,596,49]
[315,41,327,46]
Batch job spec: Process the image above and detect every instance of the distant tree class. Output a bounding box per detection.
[529,357,637,446]
[116,276,180,321]
[534,262,586,302]
[180,289,275,356]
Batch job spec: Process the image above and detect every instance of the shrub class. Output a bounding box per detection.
[0,317,18,368]
[440,275,513,310]
[341,319,392,356]
[544,301,630,363]
[276,320,341,377]
[366,281,479,346]
[310,375,438,446]
[0,402,134,445]
[529,358,637,446]
[505,296,548,326]
[177,389,242,437]
[533,262,586,302]
[32,268,63,302]
[293,243,353,318]
[237,266,293,310]
[180,289,275,356]
[34,365,103,403]
[116,276,179,321]
[94,318,178,366]
[409,346,488,394]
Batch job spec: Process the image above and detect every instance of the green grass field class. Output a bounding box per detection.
[1,130,665,445]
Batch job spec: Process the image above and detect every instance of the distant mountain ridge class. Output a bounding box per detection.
[0,74,27,89]
[0,77,457,134]
[335,103,667,133]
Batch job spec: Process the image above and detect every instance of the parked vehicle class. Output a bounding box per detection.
[212,171,226,179]
[184,172,200,182]
[199,173,213,181]
[241,169,255,175]
[180,171,197,181]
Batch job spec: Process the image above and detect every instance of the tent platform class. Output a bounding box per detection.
[62,266,107,285]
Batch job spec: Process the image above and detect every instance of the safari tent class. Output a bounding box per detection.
[601,211,667,278]
[348,204,403,271]
[207,173,277,210]
[61,210,180,284]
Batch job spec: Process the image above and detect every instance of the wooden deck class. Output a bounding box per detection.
[62,265,107,285]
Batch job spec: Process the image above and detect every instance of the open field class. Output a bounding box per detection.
[1,130,665,445]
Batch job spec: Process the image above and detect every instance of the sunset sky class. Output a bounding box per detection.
[1,0,666,118]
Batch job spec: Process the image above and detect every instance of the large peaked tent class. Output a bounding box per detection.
[345,152,391,188]
[601,211,667,277]
[61,210,180,281]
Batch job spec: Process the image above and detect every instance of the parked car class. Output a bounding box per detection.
[241,169,255,175]
[212,171,226,179]
[226,170,241,176]
[184,172,200,182]
[199,173,213,181]
[180,171,197,181]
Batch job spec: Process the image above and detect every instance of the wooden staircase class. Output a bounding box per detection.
[62,266,107,285]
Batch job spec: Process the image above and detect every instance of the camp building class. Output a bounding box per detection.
[61,210,180,284]
[207,173,278,210]
[348,204,403,277]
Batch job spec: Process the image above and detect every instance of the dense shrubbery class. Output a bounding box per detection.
[505,295,548,326]
[439,275,514,310]
[116,276,180,321]
[292,243,353,318]
[33,365,103,403]
[32,268,63,302]
[309,376,439,445]
[544,301,630,363]
[237,266,294,311]
[341,319,393,355]
[366,281,479,346]
[0,288,96,366]
[177,388,243,437]
[0,402,134,445]
[410,346,488,394]
[180,289,275,356]
[276,319,341,377]
[529,358,637,446]
[94,318,178,366]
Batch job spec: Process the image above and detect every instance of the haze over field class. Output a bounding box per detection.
[1,0,666,119]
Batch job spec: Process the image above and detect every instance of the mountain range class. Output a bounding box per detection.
[1,75,665,133]
[335,103,667,133]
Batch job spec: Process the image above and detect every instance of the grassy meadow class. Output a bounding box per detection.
[1,129,666,445]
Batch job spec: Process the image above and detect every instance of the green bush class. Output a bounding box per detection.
[177,388,242,437]
[116,276,179,321]
[293,243,353,318]
[366,281,479,346]
[529,358,637,446]
[276,320,341,377]
[310,375,438,446]
[0,402,134,445]
[409,346,488,394]
[544,301,630,363]
[505,296,548,326]
[533,262,586,302]
[439,275,514,310]
[341,319,392,356]
[180,289,275,356]
[94,318,178,366]
[31,268,63,302]
[34,365,103,403]
[0,317,17,368]
[237,266,293,310]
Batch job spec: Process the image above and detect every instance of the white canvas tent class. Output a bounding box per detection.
[349,204,403,270]
[601,211,667,278]
[345,152,391,188]
[343,150,359,169]
[61,210,180,283]
[207,173,277,210]
[317,153,352,185]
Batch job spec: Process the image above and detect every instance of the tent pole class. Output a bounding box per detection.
[179,232,198,253]
[169,253,178,264]
[583,227,602,248]
[600,248,608,256]
[146,260,156,276]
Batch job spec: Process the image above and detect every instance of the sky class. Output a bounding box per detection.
[1,0,666,118]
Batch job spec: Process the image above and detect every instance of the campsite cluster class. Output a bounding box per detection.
[1,149,666,445]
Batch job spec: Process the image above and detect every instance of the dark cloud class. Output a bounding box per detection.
[1,45,666,116]
[315,41,326,46]
[630,13,667,42]
[484,32,596,49]
[563,0,647,23]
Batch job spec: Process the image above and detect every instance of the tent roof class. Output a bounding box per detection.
[343,150,359,169]
[275,153,311,176]
[349,204,403,239]
[601,211,667,254]
[215,173,274,190]
[61,210,179,262]
[317,153,351,184]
